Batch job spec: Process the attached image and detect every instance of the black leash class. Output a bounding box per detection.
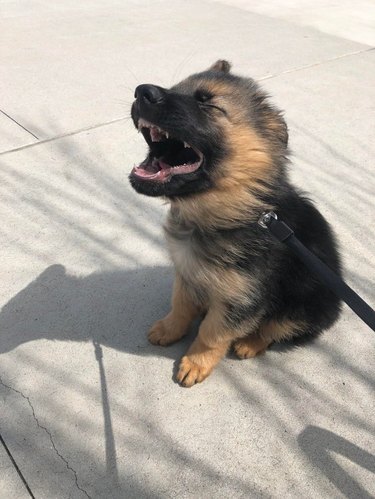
[258,211,375,332]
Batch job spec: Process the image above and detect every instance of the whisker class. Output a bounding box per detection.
[123,65,140,85]
[170,50,198,85]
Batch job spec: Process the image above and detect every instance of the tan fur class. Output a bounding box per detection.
[233,335,271,359]
[233,319,304,359]
[259,319,304,342]
[171,123,274,230]
[148,75,286,386]
[219,124,275,189]
[177,338,230,387]
[209,60,231,73]
[166,229,255,308]
[192,79,238,100]
[148,275,200,345]
[263,111,288,145]
[176,305,245,387]
[152,272,261,386]
[167,78,275,230]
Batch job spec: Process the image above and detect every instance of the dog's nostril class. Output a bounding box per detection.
[135,84,165,104]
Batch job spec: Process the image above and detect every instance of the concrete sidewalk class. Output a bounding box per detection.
[1,1,374,498]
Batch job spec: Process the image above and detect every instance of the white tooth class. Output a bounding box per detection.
[138,118,154,130]
[165,132,169,139]
[184,142,189,148]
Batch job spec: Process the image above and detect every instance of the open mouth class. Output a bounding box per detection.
[132,119,204,182]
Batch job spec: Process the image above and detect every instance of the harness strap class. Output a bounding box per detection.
[258,211,375,332]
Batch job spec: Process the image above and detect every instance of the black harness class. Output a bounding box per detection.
[258,211,375,332]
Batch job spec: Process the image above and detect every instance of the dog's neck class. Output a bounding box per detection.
[169,182,274,231]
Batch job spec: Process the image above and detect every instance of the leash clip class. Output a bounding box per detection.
[258,211,277,229]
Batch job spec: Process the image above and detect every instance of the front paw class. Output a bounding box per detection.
[148,319,184,346]
[176,356,212,387]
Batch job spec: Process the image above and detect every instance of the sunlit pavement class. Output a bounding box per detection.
[1,2,374,497]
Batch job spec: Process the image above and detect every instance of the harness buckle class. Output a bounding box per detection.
[258,211,277,229]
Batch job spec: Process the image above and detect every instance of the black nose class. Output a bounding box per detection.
[134,84,165,104]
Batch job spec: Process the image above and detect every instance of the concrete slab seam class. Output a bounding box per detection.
[259,46,375,81]
[0,376,92,499]
[0,115,130,157]
[0,110,39,140]
[1,46,374,157]
[0,433,35,498]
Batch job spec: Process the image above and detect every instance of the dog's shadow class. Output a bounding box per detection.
[0,264,197,358]
[1,264,312,358]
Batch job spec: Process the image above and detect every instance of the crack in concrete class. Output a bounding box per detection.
[0,376,92,499]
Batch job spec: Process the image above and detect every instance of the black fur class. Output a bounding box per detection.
[223,189,342,338]
[130,77,227,197]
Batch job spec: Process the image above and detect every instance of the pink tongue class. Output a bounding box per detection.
[132,158,201,181]
[136,158,160,175]
[133,167,157,178]
[159,159,200,174]
[132,163,171,181]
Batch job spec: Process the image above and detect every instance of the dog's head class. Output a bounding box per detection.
[129,60,288,198]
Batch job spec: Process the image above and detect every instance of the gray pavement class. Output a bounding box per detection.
[0,441,29,499]
[0,1,374,498]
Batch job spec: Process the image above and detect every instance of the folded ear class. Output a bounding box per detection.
[208,60,231,73]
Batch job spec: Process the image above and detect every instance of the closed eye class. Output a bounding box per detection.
[199,101,228,117]
[194,90,228,116]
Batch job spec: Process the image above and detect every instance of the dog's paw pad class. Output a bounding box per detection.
[176,356,211,387]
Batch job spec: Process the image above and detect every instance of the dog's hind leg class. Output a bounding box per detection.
[233,334,272,359]
[148,274,200,346]
[233,319,304,359]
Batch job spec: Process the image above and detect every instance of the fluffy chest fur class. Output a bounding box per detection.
[164,221,209,303]
[164,210,254,308]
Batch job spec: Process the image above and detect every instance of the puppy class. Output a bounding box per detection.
[129,60,342,387]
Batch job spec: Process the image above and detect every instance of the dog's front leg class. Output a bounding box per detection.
[148,274,200,346]
[176,306,235,387]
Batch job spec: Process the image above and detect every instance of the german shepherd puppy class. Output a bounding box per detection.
[129,60,342,387]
